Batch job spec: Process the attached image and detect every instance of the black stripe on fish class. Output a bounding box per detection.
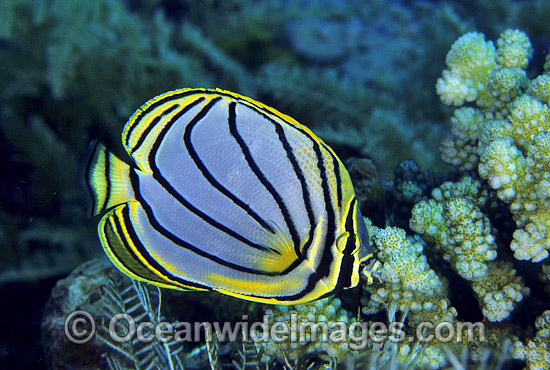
[118,204,211,290]
[130,103,181,155]
[183,99,275,233]
[141,99,274,253]
[130,164,283,276]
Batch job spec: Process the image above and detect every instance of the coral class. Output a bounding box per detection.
[362,220,457,327]
[410,177,529,322]
[437,29,550,263]
[495,29,533,69]
[436,29,532,109]
[441,196,498,279]
[358,214,523,366]
[505,95,550,151]
[528,74,550,106]
[41,258,262,369]
[254,296,357,364]
[3,0,549,366]
[355,304,449,370]
[486,67,529,112]
[384,160,449,231]
[471,260,529,322]
[435,32,497,107]
[511,310,550,370]
[408,199,448,247]
[510,212,550,263]
[41,258,189,370]
[411,177,497,280]
[478,138,525,203]
[440,107,485,171]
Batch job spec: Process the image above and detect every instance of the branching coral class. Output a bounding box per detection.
[471,260,528,323]
[359,220,480,369]
[410,177,529,322]
[383,160,449,231]
[511,310,550,370]
[436,29,532,109]
[495,29,533,70]
[436,32,498,107]
[440,107,486,171]
[436,29,550,263]
[254,296,357,364]
[2,0,548,366]
[528,74,550,106]
[362,219,457,327]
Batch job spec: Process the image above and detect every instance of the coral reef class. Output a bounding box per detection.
[362,220,457,327]
[410,178,498,278]
[511,310,550,370]
[1,0,550,368]
[254,296,357,363]
[436,29,550,263]
[436,32,498,107]
[41,258,184,370]
[431,28,550,369]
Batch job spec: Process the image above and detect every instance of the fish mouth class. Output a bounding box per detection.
[360,258,382,284]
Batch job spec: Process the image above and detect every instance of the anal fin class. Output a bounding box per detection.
[99,203,173,288]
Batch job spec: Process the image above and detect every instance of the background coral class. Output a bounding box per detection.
[410,177,530,323]
[362,220,458,327]
[432,28,550,369]
[511,310,550,370]
[436,29,550,263]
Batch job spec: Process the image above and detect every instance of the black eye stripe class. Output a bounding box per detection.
[342,198,358,255]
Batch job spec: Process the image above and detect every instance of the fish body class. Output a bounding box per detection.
[85,88,374,304]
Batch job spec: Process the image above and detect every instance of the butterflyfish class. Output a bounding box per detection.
[85,88,378,305]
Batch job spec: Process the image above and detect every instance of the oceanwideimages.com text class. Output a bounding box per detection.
[64,310,486,349]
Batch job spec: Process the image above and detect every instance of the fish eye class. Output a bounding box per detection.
[351,233,361,255]
[335,231,362,255]
[335,231,350,253]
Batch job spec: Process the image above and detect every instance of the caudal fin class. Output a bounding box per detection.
[83,141,134,217]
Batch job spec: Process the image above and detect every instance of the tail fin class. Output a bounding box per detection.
[83,141,135,217]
